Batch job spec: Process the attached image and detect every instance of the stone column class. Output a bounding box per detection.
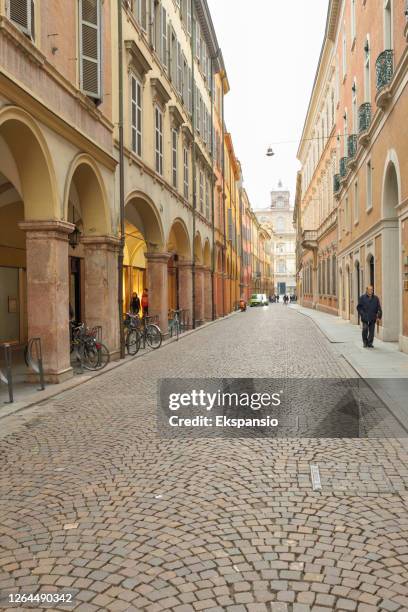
[145,252,171,335]
[204,267,212,321]
[20,220,74,383]
[194,265,205,326]
[178,260,193,328]
[82,236,121,360]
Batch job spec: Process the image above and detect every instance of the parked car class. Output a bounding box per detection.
[249,294,269,307]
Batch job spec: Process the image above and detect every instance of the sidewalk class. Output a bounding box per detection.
[291,303,408,431]
[0,311,239,420]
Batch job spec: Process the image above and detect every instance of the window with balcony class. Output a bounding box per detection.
[155,106,163,175]
[131,75,142,157]
[364,37,371,103]
[79,0,102,101]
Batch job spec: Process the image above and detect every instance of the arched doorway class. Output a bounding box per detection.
[64,157,118,357]
[381,159,400,341]
[0,108,71,382]
[167,219,192,327]
[125,193,166,331]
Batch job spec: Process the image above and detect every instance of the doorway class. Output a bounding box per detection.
[69,257,83,324]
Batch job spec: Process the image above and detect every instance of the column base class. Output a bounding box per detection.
[399,335,408,354]
[26,366,73,385]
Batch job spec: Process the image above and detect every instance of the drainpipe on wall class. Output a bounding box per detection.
[191,0,196,330]
[221,79,226,316]
[210,55,216,321]
[117,0,126,359]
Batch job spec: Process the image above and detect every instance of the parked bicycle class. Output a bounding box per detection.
[123,313,163,354]
[70,323,110,370]
[168,309,182,341]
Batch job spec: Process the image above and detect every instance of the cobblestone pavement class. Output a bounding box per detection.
[1,305,408,612]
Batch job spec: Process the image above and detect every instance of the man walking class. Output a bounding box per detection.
[357,285,382,348]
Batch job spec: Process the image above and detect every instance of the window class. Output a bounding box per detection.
[351,0,356,42]
[183,148,189,199]
[278,260,286,274]
[205,177,210,219]
[343,110,348,156]
[342,27,347,77]
[352,80,358,132]
[160,5,167,68]
[276,217,285,232]
[366,160,373,210]
[345,196,350,231]
[364,37,371,102]
[199,171,204,213]
[79,0,102,100]
[133,0,147,30]
[8,0,34,38]
[155,106,163,175]
[172,129,178,188]
[177,41,183,95]
[131,75,142,156]
[195,20,201,59]
[384,0,392,49]
[353,180,359,224]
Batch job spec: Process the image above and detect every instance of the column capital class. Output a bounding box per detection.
[145,251,172,264]
[178,260,193,269]
[19,219,75,237]
[81,235,121,251]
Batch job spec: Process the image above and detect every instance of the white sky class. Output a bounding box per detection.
[207,0,329,209]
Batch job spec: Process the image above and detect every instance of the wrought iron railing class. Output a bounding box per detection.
[376,50,393,92]
[347,134,358,159]
[358,102,371,133]
[333,173,341,193]
[339,157,348,178]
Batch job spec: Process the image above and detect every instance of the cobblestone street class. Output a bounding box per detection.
[1,305,408,612]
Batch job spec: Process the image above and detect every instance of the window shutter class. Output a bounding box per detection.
[177,41,182,95]
[160,6,167,67]
[79,0,102,100]
[8,0,32,36]
[186,0,192,35]
[188,67,193,114]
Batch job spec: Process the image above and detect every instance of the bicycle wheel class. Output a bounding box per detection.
[83,342,110,370]
[126,329,141,356]
[145,324,162,349]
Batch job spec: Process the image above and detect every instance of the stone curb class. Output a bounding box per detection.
[0,310,241,421]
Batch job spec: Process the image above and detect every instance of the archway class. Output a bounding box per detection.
[167,219,192,327]
[0,109,70,381]
[381,159,400,341]
[64,157,119,357]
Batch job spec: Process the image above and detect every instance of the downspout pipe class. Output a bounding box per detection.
[191,0,196,330]
[118,0,125,359]
[210,56,216,321]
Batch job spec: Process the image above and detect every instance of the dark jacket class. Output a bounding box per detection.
[130,297,140,314]
[357,293,382,323]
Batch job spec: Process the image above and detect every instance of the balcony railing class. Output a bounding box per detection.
[376,50,393,92]
[339,157,348,178]
[333,173,341,194]
[358,102,371,134]
[347,134,358,160]
[317,209,337,239]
